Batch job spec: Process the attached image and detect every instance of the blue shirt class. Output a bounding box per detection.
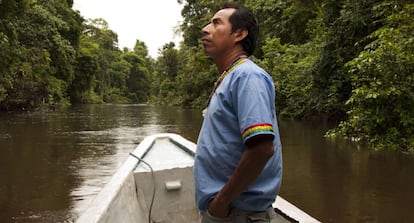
[194,59,283,212]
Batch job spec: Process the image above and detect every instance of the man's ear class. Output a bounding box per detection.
[233,29,248,43]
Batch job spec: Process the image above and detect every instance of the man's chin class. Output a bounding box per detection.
[203,47,216,57]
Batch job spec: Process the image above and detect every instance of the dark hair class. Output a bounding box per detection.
[219,2,259,56]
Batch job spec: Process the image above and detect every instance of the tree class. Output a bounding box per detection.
[0,0,82,110]
[69,33,99,103]
[121,40,152,103]
[246,0,319,57]
[260,38,317,117]
[310,0,385,118]
[331,3,414,152]
[157,42,179,80]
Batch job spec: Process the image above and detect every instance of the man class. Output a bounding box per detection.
[194,2,283,223]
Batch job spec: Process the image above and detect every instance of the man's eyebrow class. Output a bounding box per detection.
[211,17,222,24]
[212,18,220,22]
[204,17,221,27]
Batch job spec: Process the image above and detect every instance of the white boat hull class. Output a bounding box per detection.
[77,133,319,223]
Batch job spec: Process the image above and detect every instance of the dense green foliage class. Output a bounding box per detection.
[0,0,81,109]
[0,1,151,110]
[1,0,412,152]
[167,0,413,152]
[329,3,414,152]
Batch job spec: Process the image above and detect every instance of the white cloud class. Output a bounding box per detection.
[73,0,183,58]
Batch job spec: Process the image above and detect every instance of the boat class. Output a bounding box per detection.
[76,133,320,223]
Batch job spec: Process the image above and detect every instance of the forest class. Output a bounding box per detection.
[0,0,413,152]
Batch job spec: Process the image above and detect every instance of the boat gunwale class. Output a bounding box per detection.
[76,133,320,223]
[76,133,192,222]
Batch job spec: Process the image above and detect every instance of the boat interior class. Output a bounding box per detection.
[76,134,318,223]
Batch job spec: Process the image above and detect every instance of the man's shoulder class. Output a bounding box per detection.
[238,59,263,70]
[234,59,272,81]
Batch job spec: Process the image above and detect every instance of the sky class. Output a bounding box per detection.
[72,0,183,58]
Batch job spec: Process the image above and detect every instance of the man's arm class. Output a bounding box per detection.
[207,139,274,217]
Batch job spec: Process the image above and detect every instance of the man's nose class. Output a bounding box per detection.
[201,23,210,36]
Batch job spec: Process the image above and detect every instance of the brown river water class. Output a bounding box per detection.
[0,104,413,223]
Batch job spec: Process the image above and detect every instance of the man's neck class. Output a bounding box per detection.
[213,48,248,73]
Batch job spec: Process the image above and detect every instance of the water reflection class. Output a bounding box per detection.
[0,104,203,223]
[278,119,414,223]
[0,105,413,223]
[65,105,204,217]
[0,110,79,222]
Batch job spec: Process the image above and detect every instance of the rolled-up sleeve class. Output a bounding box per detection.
[232,70,276,146]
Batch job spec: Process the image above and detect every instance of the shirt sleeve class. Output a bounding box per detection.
[232,69,276,146]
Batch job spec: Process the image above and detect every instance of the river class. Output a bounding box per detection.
[0,104,413,223]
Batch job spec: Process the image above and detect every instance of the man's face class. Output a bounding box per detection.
[201,8,237,57]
